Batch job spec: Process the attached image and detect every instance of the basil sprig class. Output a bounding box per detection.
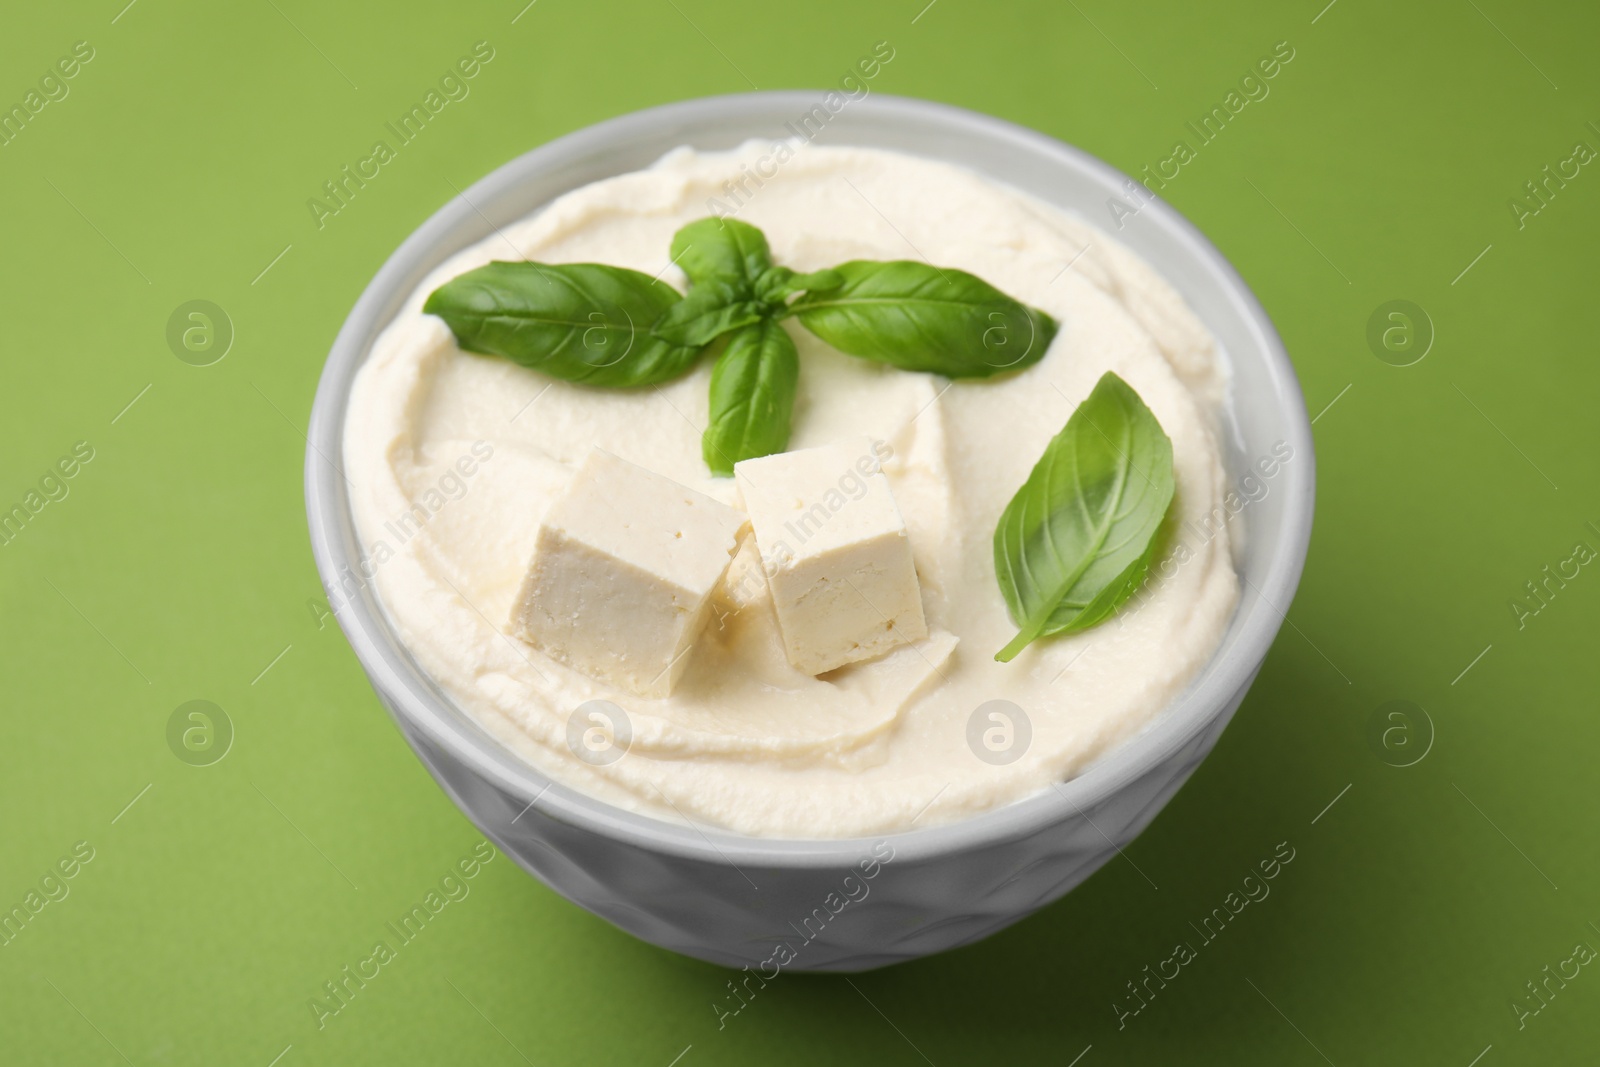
[653,218,774,347]
[993,372,1174,662]
[423,216,1058,471]
[662,219,834,471]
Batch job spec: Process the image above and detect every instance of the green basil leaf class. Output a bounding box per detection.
[702,319,800,476]
[423,261,703,387]
[753,266,844,305]
[789,260,1058,378]
[783,268,844,294]
[653,282,765,346]
[670,217,773,293]
[993,372,1174,662]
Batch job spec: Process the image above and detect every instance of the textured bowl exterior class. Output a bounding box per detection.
[306,93,1314,972]
[388,672,1256,971]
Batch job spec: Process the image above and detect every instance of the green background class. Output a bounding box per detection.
[2,0,1595,1063]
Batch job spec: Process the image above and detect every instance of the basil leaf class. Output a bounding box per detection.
[789,260,1058,378]
[670,217,773,293]
[653,282,765,346]
[992,372,1174,662]
[702,319,800,476]
[754,266,844,305]
[423,262,703,386]
[783,268,844,294]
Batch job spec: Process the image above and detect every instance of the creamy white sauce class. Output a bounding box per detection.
[342,143,1240,838]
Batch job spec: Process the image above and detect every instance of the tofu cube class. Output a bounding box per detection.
[511,449,748,698]
[735,441,928,674]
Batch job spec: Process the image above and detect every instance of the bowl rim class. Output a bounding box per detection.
[305,90,1314,868]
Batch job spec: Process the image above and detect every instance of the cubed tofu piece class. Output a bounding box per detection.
[511,449,748,697]
[734,440,928,674]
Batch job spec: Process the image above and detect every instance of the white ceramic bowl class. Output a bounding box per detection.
[306,92,1314,972]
